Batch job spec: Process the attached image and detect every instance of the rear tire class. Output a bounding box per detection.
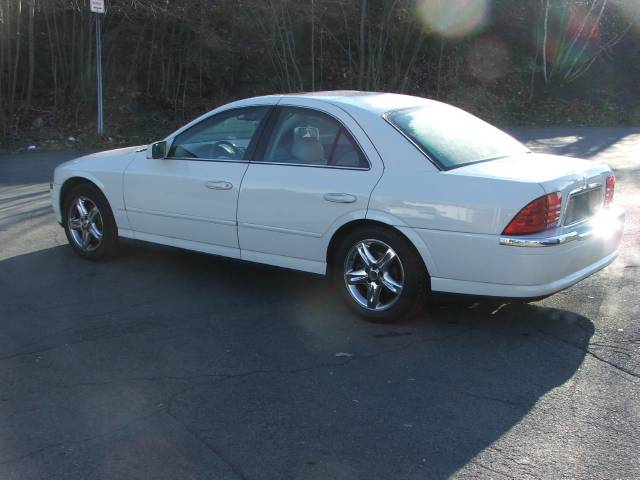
[332,226,428,323]
[62,183,118,261]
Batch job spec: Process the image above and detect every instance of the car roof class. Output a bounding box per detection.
[287,91,442,114]
[235,91,443,117]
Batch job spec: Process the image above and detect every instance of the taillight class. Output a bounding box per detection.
[604,175,615,208]
[503,192,562,235]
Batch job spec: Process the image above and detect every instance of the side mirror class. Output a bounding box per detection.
[146,141,167,159]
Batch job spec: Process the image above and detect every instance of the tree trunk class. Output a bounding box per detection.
[436,38,444,99]
[24,0,35,115]
[311,0,315,91]
[9,0,22,120]
[358,0,366,89]
[542,0,549,83]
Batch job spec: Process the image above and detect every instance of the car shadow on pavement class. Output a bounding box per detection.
[0,242,593,480]
[511,127,640,160]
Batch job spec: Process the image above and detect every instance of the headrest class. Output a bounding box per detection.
[294,126,320,141]
[291,126,324,164]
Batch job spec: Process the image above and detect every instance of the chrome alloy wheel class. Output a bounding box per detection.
[343,239,405,311]
[67,196,104,252]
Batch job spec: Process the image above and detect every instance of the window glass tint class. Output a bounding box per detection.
[168,106,268,160]
[263,107,367,168]
[331,130,367,168]
[387,106,529,169]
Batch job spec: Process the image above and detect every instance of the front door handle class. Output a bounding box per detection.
[205,180,233,190]
[324,193,357,203]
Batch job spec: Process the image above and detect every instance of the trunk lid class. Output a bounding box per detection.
[448,152,612,228]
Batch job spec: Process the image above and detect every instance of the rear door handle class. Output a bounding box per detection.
[324,193,357,203]
[205,180,233,190]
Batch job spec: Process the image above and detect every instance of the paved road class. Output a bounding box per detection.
[0,128,638,480]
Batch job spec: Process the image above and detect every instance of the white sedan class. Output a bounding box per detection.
[51,92,625,322]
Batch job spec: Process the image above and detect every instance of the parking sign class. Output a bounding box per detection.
[90,0,104,13]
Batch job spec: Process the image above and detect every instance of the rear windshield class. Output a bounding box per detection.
[385,106,529,169]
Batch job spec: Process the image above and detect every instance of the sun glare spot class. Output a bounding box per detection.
[417,0,490,38]
[591,208,624,242]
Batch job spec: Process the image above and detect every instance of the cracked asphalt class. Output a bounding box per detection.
[0,127,638,479]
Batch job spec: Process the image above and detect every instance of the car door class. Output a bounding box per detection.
[123,105,272,258]
[237,100,383,273]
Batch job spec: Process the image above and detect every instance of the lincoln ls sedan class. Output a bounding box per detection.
[51,91,625,322]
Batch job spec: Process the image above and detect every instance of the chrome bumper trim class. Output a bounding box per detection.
[500,232,577,247]
[499,206,624,248]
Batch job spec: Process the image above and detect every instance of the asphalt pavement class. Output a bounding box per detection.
[0,128,638,479]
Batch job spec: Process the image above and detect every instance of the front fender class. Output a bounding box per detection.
[54,166,131,232]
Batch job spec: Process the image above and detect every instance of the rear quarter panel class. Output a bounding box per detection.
[368,168,548,282]
[369,169,546,235]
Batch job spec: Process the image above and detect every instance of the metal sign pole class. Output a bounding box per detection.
[95,11,104,136]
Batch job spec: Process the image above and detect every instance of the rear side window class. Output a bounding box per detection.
[386,106,529,169]
[260,107,368,168]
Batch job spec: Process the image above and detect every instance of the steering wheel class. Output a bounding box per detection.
[210,140,238,159]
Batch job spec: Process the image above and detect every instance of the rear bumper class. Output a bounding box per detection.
[430,250,618,298]
[417,205,625,298]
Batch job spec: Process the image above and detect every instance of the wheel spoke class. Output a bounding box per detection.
[75,198,88,217]
[69,218,82,230]
[81,229,90,248]
[367,282,382,309]
[88,224,103,241]
[357,243,376,267]
[87,206,99,223]
[381,273,403,295]
[377,248,396,270]
[345,269,368,285]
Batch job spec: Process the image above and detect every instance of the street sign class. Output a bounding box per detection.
[90,0,104,14]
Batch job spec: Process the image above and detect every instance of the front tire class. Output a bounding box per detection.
[333,226,428,322]
[62,183,118,260]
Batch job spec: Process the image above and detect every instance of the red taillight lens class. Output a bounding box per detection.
[503,192,562,235]
[604,174,615,208]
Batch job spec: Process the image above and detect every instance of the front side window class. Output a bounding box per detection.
[262,107,368,168]
[168,106,269,160]
[386,105,529,169]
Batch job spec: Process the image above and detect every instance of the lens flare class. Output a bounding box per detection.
[540,3,604,76]
[467,36,511,82]
[611,0,640,32]
[417,0,490,38]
